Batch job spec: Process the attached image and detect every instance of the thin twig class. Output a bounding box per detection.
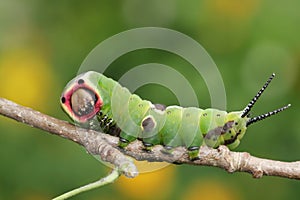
[52,168,120,200]
[1,97,300,180]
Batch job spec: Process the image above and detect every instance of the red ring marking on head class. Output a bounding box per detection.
[61,81,102,123]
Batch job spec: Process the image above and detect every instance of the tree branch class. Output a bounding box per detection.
[1,97,300,180]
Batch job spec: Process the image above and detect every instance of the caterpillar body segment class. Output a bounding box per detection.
[61,71,290,160]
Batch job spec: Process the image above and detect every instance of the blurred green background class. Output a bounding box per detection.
[0,0,300,199]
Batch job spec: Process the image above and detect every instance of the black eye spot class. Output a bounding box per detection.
[61,97,66,103]
[229,130,231,133]
[235,122,238,125]
[78,79,84,84]
[216,114,220,117]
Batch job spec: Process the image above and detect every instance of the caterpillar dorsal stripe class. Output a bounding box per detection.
[60,72,290,160]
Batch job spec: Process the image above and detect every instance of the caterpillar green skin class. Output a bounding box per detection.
[60,71,290,160]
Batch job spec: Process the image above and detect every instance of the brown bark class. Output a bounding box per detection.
[1,97,300,180]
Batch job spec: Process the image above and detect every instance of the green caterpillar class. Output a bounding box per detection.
[60,71,290,160]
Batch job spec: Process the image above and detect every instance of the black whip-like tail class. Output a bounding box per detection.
[241,73,275,118]
[246,104,291,127]
[240,73,290,126]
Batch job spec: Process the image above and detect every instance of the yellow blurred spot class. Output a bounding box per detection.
[115,164,175,200]
[199,0,261,54]
[181,179,241,200]
[0,49,54,111]
[17,191,49,200]
[134,160,170,173]
[206,0,260,21]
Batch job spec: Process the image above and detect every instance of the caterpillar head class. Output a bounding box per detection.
[60,71,103,123]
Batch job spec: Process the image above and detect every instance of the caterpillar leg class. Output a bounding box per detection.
[160,145,174,155]
[187,146,200,161]
[226,139,240,150]
[118,137,130,148]
[142,141,154,152]
[118,131,137,148]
